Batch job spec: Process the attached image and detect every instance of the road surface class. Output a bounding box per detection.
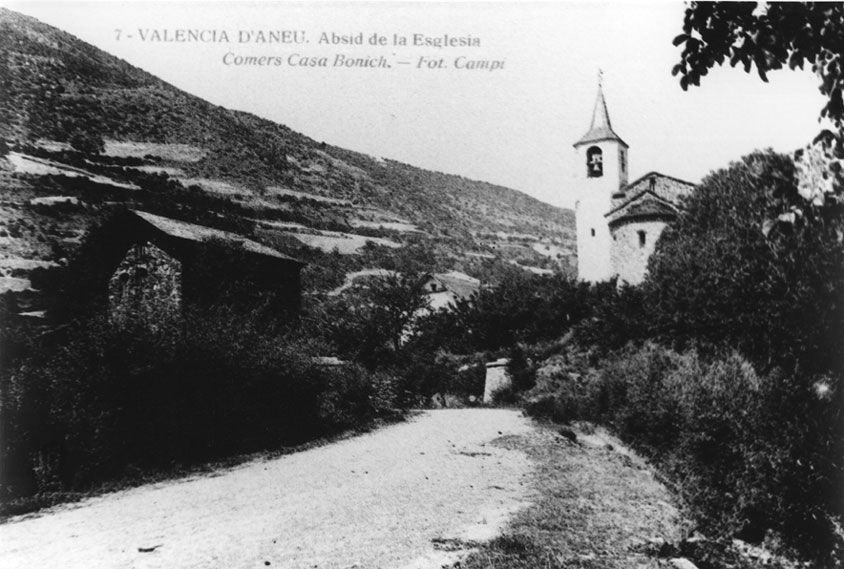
[0,409,535,569]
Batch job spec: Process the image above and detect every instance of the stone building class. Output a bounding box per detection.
[573,83,695,284]
[420,271,481,311]
[68,209,305,323]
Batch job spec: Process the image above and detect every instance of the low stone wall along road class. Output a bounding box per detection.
[0,409,536,569]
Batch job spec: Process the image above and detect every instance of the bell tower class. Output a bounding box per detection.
[573,74,628,282]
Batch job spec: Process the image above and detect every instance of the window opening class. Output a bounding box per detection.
[587,146,603,178]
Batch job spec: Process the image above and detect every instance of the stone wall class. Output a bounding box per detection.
[108,241,182,327]
[610,219,668,285]
[483,358,511,403]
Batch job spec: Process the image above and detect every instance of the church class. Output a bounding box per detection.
[573,82,695,284]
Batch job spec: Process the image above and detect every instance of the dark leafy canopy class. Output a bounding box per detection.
[673,2,844,132]
[643,150,844,374]
[307,273,429,367]
[413,271,595,354]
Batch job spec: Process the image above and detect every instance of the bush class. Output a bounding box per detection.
[0,306,400,502]
[507,345,537,392]
[392,351,486,407]
[643,151,844,375]
[412,272,596,355]
[68,129,104,154]
[570,344,844,563]
[523,344,595,424]
[523,392,577,424]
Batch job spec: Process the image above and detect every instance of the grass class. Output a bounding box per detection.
[288,231,402,254]
[102,141,207,162]
[458,421,689,569]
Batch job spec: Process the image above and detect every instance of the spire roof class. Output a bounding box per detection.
[574,82,627,148]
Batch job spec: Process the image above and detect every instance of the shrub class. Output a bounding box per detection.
[0,305,400,502]
[392,350,486,407]
[523,392,576,424]
[68,129,104,154]
[572,344,844,563]
[412,272,596,355]
[594,343,687,453]
[523,345,594,423]
[507,345,537,392]
[643,151,844,375]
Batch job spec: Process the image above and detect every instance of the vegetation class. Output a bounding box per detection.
[1,6,841,568]
[459,422,689,569]
[526,151,844,566]
[0,7,574,263]
[673,2,844,219]
[644,151,844,374]
[411,270,599,354]
[0,305,401,512]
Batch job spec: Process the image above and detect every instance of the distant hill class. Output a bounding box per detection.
[0,7,576,302]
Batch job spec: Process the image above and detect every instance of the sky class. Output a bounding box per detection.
[2,1,828,209]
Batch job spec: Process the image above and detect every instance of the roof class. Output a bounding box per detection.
[130,210,304,264]
[606,183,687,228]
[608,171,696,215]
[574,84,628,148]
[423,271,480,301]
[607,191,680,228]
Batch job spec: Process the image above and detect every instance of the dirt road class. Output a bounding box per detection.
[0,409,535,569]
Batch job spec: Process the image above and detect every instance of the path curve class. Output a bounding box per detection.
[0,409,535,569]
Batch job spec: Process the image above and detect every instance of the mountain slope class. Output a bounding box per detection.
[0,7,575,296]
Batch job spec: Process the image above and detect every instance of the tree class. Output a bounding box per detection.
[310,273,429,367]
[364,273,430,352]
[68,128,105,155]
[673,2,844,217]
[411,271,595,354]
[674,3,843,127]
[643,150,844,375]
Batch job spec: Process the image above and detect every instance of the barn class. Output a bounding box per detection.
[67,209,305,324]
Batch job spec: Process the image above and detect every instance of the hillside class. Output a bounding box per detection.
[0,7,576,302]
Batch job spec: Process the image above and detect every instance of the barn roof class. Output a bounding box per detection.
[130,210,304,264]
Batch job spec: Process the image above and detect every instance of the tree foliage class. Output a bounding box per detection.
[643,150,844,375]
[68,128,105,155]
[306,273,429,367]
[673,2,844,219]
[363,273,430,352]
[674,2,843,126]
[0,308,398,502]
[413,271,595,354]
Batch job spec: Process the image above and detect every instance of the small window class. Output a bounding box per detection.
[587,146,603,178]
[591,228,596,237]
[638,230,646,247]
[619,149,626,173]
[649,177,656,192]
